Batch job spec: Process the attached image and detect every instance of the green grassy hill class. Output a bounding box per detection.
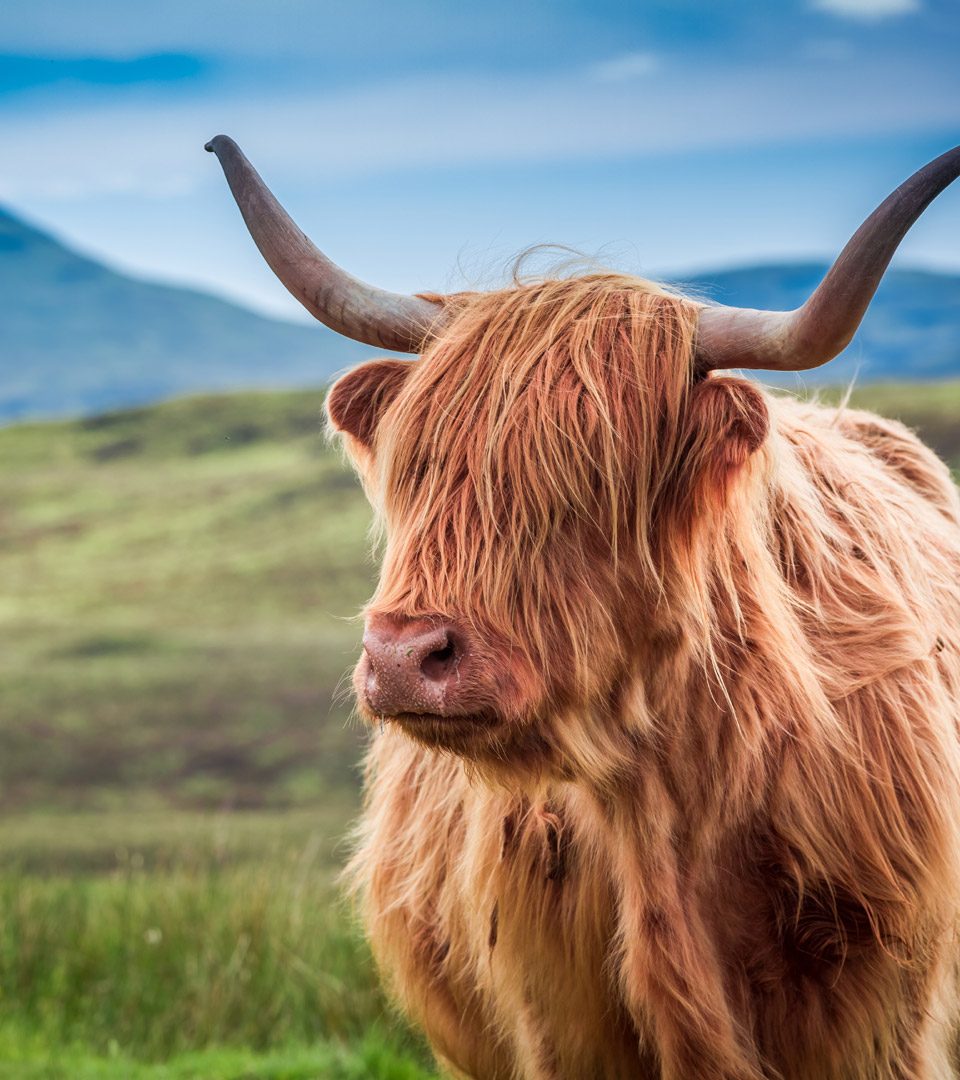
[0,390,374,812]
[0,391,437,1077]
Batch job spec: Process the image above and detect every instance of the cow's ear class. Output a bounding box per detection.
[326,359,412,449]
[678,377,769,503]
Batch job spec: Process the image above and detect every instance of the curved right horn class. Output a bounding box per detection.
[696,145,960,372]
[205,135,443,353]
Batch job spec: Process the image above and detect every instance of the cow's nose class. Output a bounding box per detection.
[362,616,467,717]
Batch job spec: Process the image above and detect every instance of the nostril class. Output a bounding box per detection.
[421,636,458,682]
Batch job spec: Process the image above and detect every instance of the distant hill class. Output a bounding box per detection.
[681,263,960,385]
[2,204,959,422]
[0,206,379,421]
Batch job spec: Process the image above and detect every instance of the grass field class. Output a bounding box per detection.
[0,391,441,1075]
[0,390,374,812]
[0,810,438,1078]
[2,380,960,1077]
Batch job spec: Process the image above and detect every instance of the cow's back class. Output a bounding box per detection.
[829,403,960,525]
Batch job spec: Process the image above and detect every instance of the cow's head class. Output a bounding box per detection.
[324,276,772,764]
[206,136,960,768]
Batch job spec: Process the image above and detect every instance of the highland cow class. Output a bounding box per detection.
[208,137,960,1079]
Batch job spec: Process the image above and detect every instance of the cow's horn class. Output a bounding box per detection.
[695,145,960,372]
[205,135,442,353]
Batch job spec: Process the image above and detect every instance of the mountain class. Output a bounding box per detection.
[0,206,380,421]
[2,204,960,422]
[681,263,960,385]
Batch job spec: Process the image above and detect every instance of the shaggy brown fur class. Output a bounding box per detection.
[327,273,960,1079]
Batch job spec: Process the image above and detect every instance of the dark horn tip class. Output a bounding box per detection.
[204,135,235,156]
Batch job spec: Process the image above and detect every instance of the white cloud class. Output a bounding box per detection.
[811,0,921,20]
[0,51,956,209]
[0,0,568,61]
[588,51,660,83]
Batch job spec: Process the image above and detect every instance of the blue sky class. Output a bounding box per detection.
[1,0,958,321]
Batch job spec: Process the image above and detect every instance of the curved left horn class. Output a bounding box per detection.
[695,145,960,372]
[205,135,443,353]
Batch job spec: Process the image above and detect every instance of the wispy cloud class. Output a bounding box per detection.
[588,51,660,83]
[0,53,206,94]
[0,50,955,205]
[811,0,921,21]
[1,0,955,311]
[0,0,583,63]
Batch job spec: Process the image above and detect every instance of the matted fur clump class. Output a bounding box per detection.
[328,272,960,1079]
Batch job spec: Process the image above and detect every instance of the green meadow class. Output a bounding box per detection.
[0,811,436,1079]
[2,382,960,1077]
[0,390,438,1077]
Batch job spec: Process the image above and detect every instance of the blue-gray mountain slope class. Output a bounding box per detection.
[681,264,960,385]
[2,205,958,422]
[0,206,376,421]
